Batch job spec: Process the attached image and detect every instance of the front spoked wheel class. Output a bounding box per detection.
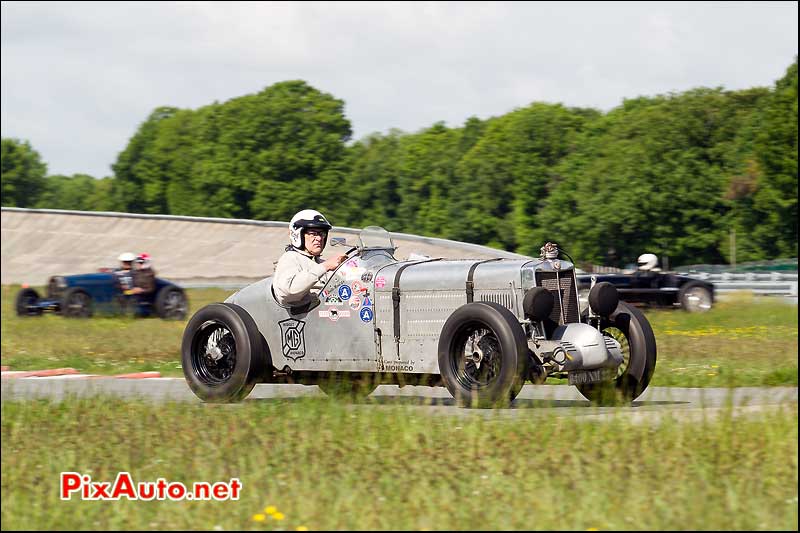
[577,302,657,405]
[603,326,630,380]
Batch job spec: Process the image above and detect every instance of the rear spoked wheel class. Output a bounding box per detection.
[61,287,93,318]
[182,303,269,403]
[15,288,42,317]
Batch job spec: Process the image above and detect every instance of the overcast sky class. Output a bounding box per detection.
[1,1,797,179]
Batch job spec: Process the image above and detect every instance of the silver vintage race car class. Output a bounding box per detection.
[181,227,657,407]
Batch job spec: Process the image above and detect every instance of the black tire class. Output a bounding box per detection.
[61,287,93,318]
[318,373,378,400]
[438,302,528,408]
[181,303,270,403]
[15,288,42,317]
[577,302,657,405]
[678,282,713,312]
[155,285,189,320]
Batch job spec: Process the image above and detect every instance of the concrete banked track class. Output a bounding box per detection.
[1,208,529,287]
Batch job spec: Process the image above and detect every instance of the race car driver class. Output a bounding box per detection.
[273,209,347,307]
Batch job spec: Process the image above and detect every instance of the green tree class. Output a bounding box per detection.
[455,103,596,251]
[335,131,404,230]
[35,174,99,210]
[728,59,798,260]
[98,63,797,267]
[111,106,180,213]
[86,177,119,211]
[242,81,352,221]
[336,118,489,236]
[533,88,762,266]
[1,138,47,207]
[112,81,352,221]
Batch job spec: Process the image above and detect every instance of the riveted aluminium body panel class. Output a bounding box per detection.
[227,249,398,372]
[226,252,579,375]
[372,259,535,373]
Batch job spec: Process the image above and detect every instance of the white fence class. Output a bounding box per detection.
[685,271,798,297]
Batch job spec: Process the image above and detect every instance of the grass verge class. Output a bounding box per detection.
[1,396,797,530]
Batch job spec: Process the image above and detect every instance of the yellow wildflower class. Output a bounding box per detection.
[264,506,277,515]
[273,512,285,521]
[252,514,266,522]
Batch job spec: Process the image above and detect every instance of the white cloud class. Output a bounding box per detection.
[1,1,797,178]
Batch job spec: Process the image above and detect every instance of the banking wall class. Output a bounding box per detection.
[1,208,528,286]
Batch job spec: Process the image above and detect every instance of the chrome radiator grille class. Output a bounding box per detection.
[535,270,579,324]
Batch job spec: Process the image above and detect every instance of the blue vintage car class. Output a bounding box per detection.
[15,270,188,319]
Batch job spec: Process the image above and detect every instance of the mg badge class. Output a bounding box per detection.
[279,318,306,361]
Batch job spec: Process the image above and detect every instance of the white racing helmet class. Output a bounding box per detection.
[289,209,332,249]
[637,253,659,271]
[118,252,136,262]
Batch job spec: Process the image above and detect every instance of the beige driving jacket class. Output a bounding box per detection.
[272,247,329,306]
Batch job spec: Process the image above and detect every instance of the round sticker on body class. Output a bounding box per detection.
[359,307,374,323]
[337,284,352,301]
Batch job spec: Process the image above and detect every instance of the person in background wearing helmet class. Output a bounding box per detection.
[114,252,137,292]
[636,252,661,288]
[273,209,348,307]
[114,252,137,312]
[637,253,660,272]
[132,253,156,297]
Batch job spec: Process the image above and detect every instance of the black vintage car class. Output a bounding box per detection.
[576,269,715,312]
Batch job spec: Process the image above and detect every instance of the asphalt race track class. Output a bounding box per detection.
[2,378,796,423]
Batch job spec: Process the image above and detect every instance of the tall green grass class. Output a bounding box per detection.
[1,285,797,386]
[1,397,797,530]
[645,292,798,387]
